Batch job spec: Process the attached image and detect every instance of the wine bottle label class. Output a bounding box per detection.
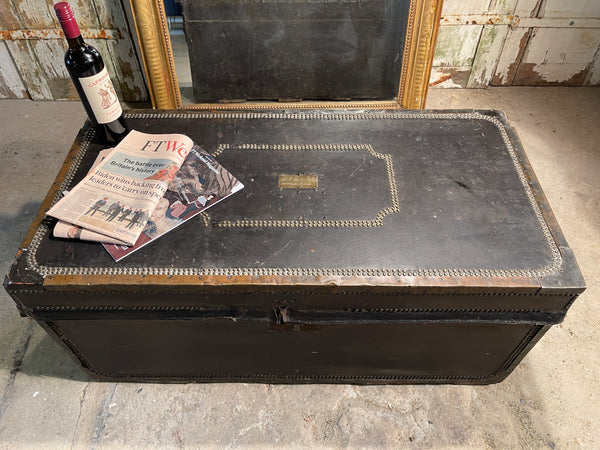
[79,68,122,124]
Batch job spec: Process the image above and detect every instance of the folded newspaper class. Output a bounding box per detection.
[102,145,243,261]
[47,130,193,245]
[49,131,244,260]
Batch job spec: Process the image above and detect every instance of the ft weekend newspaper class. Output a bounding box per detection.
[47,130,193,246]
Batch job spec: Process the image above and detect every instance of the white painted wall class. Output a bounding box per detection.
[431,0,600,87]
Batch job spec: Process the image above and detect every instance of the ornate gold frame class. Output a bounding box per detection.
[128,0,443,110]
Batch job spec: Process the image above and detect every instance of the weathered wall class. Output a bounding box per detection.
[2,0,599,99]
[430,0,600,87]
[0,0,147,101]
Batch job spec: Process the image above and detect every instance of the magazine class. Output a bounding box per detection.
[47,130,194,245]
[103,146,243,261]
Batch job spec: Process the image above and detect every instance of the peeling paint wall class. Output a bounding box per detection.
[0,0,148,101]
[431,0,600,87]
[2,1,597,99]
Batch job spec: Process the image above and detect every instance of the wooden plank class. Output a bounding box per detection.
[467,24,510,87]
[0,42,28,98]
[65,1,101,28]
[488,0,519,15]
[93,0,127,29]
[0,0,20,30]
[10,0,98,29]
[513,28,600,85]
[92,0,148,102]
[33,39,69,78]
[439,14,600,28]
[0,29,121,40]
[517,17,600,28]
[10,0,58,29]
[3,36,145,102]
[491,27,531,85]
[5,39,53,100]
[104,40,148,102]
[441,0,492,15]
[0,0,146,102]
[585,46,600,86]
[540,0,600,18]
[432,25,483,68]
[514,0,543,17]
[29,38,76,100]
[429,67,472,87]
[2,36,146,102]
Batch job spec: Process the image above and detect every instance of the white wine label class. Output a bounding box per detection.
[79,68,122,124]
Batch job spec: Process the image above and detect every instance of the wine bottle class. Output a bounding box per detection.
[54,2,129,143]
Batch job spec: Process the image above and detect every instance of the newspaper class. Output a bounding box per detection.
[53,220,129,244]
[53,149,129,244]
[103,146,244,261]
[47,130,193,245]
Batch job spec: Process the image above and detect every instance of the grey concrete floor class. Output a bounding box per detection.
[0,87,598,448]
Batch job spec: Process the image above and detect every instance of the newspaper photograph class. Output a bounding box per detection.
[103,146,244,261]
[46,130,194,245]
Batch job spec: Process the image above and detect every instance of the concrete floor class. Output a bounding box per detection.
[0,87,598,448]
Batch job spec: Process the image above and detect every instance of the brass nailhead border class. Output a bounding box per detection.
[211,143,399,228]
[25,111,562,279]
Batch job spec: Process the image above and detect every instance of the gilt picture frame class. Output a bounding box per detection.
[128,0,443,110]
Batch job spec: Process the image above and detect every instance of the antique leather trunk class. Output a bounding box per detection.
[181,0,411,102]
[4,110,585,384]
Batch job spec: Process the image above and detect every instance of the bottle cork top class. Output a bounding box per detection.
[54,2,81,39]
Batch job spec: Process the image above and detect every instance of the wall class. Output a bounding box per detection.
[431,0,600,87]
[0,0,147,101]
[2,0,599,100]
